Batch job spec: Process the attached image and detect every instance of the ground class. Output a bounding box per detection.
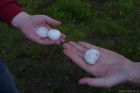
[0,0,140,93]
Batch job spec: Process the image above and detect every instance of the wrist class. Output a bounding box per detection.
[11,12,31,28]
[127,62,140,85]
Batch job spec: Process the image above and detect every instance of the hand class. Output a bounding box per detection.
[63,41,134,88]
[11,12,65,45]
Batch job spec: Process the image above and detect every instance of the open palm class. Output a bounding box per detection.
[63,41,133,88]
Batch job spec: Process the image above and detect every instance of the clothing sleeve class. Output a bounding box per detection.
[0,0,22,24]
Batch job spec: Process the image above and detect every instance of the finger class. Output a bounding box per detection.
[60,33,66,42]
[79,77,112,88]
[63,49,92,73]
[47,38,64,45]
[32,35,55,45]
[60,33,66,38]
[60,38,65,43]
[54,40,61,44]
[44,34,65,45]
[79,76,118,88]
[69,41,87,53]
[52,36,65,44]
[44,16,61,27]
[63,43,84,58]
[78,42,99,50]
[36,38,55,45]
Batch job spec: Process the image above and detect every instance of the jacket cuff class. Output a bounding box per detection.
[0,3,22,24]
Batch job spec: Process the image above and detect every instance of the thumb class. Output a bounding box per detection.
[44,16,61,27]
[79,77,112,88]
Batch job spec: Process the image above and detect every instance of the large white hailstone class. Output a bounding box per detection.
[48,29,61,40]
[36,27,49,38]
[84,49,100,65]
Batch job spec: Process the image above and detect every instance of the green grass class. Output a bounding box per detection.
[0,0,140,93]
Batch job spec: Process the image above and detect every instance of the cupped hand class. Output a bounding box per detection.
[11,12,65,45]
[63,41,134,88]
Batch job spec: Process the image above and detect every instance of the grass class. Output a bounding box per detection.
[0,0,140,93]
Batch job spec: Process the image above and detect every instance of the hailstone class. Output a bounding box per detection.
[84,49,100,65]
[36,27,49,38]
[48,29,61,40]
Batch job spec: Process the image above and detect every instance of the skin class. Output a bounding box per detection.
[10,11,140,88]
[63,41,140,88]
[11,12,65,45]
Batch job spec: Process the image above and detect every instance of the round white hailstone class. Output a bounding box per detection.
[36,27,49,38]
[84,49,100,65]
[48,29,61,40]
